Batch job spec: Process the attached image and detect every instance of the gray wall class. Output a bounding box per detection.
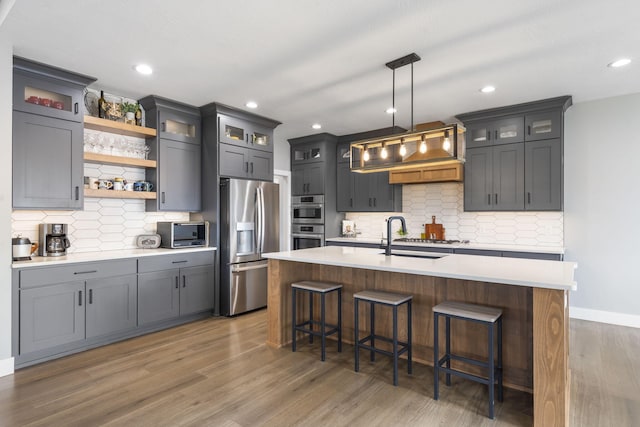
[0,38,13,370]
[273,128,290,172]
[565,92,640,318]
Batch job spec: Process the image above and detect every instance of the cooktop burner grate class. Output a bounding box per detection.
[393,238,469,244]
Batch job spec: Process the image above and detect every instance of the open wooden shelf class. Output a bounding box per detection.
[84,116,157,138]
[84,152,156,168]
[84,188,156,199]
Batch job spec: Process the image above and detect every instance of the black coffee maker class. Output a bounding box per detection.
[39,223,71,257]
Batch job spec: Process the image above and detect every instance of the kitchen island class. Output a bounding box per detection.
[264,246,577,427]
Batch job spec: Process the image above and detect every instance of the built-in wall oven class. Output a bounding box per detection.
[292,195,324,224]
[292,224,324,249]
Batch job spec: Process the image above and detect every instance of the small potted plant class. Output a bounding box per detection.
[121,102,138,125]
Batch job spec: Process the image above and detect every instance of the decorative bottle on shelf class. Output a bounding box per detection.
[135,104,142,126]
[98,90,107,119]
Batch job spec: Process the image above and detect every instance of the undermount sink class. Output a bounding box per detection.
[379,249,448,259]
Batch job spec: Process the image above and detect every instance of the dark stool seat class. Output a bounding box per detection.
[354,290,412,386]
[291,281,342,361]
[433,301,503,419]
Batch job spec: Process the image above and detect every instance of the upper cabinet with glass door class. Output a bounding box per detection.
[158,109,201,145]
[524,110,563,141]
[218,113,274,152]
[465,116,524,148]
[13,57,95,123]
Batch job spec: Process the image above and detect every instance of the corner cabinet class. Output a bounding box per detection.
[12,56,96,210]
[457,96,571,212]
[139,96,202,212]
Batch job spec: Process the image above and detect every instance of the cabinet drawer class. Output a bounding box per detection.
[138,251,215,273]
[20,259,137,288]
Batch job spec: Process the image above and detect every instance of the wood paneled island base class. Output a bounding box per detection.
[267,258,570,427]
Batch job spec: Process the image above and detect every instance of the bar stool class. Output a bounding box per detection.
[433,301,503,419]
[291,281,342,361]
[354,290,412,386]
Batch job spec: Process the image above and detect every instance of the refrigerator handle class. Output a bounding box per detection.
[257,187,265,254]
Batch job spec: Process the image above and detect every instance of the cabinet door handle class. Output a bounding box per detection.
[175,276,179,289]
[75,186,79,201]
[161,122,166,132]
[245,162,249,173]
[527,125,531,135]
[486,130,490,141]
[172,260,187,264]
[78,290,83,306]
[182,275,186,288]
[250,162,254,174]
[488,194,491,205]
[74,270,97,275]
[527,192,531,204]
[373,198,377,207]
[495,193,498,204]
[350,198,353,207]
[89,289,93,304]
[74,102,79,114]
[495,130,498,140]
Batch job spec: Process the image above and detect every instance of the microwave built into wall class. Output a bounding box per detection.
[292,195,324,224]
[156,221,209,248]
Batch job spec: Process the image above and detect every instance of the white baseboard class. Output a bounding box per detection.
[570,306,640,328]
[0,356,14,377]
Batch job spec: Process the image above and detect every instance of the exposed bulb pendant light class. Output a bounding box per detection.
[442,130,451,151]
[363,145,370,162]
[399,138,407,156]
[419,135,428,153]
[380,142,388,159]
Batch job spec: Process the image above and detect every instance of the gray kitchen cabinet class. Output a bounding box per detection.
[179,264,215,315]
[292,163,324,195]
[137,251,215,325]
[139,96,202,212]
[336,162,353,210]
[291,141,325,164]
[156,139,201,211]
[219,144,273,181]
[525,138,562,210]
[12,57,95,210]
[337,162,400,212]
[218,113,273,152]
[85,274,137,339]
[19,281,85,354]
[138,269,180,325]
[13,111,84,209]
[457,96,572,212]
[465,116,524,148]
[464,144,524,211]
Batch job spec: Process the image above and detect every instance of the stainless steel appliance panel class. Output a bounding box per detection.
[292,195,324,224]
[225,260,268,316]
[291,223,324,249]
[220,178,279,315]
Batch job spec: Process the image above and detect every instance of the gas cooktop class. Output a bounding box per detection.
[393,238,470,244]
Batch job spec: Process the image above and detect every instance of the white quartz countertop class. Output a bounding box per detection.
[263,246,577,291]
[12,247,217,269]
[325,237,565,255]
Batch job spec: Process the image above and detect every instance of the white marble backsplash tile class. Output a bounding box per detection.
[346,183,563,248]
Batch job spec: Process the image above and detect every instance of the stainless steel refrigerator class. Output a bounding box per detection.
[220,178,279,316]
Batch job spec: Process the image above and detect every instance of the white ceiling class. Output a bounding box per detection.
[1,0,639,141]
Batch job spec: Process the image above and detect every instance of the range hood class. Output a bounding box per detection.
[349,122,465,174]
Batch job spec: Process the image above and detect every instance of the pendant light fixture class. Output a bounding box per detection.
[349,53,465,173]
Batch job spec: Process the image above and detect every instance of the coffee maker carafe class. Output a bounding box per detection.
[39,223,71,257]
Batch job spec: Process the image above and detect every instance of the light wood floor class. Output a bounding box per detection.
[0,310,638,426]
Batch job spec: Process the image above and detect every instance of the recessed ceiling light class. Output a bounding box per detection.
[312,123,322,130]
[608,58,631,68]
[245,101,258,109]
[386,107,397,114]
[480,85,496,93]
[134,64,153,75]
